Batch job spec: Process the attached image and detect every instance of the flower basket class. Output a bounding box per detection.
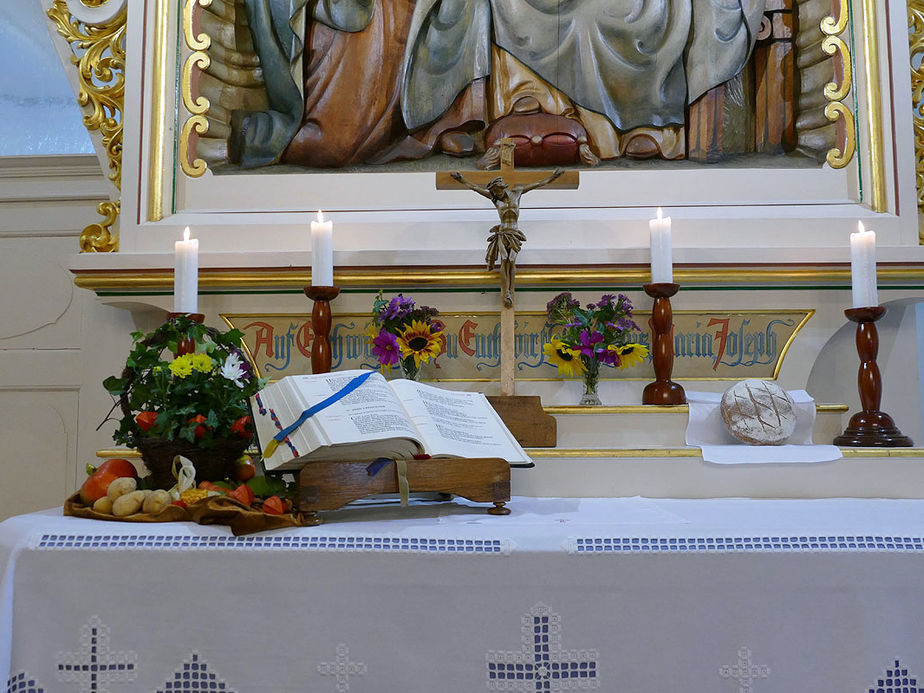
[104,316,266,487]
[136,436,252,490]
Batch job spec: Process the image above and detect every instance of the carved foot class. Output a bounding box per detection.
[579,142,601,167]
[478,145,501,170]
[488,502,511,516]
[437,131,476,157]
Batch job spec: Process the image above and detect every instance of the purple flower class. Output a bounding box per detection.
[617,316,640,332]
[382,295,415,322]
[578,330,603,359]
[598,294,616,307]
[372,330,400,366]
[597,347,619,367]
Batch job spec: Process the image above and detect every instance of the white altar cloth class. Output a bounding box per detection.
[2,497,924,693]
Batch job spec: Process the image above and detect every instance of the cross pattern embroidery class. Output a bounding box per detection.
[486,603,599,691]
[869,659,920,693]
[317,644,367,692]
[156,652,233,692]
[719,646,770,693]
[56,616,137,693]
[6,672,44,693]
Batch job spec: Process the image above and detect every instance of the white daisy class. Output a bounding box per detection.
[220,352,245,387]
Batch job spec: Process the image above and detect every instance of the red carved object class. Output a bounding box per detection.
[642,283,686,405]
[304,286,340,375]
[166,312,205,355]
[834,307,913,447]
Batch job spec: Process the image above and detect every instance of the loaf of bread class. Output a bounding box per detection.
[720,380,797,445]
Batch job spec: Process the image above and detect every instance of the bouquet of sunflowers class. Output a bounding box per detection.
[367,291,446,380]
[543,292,649,404]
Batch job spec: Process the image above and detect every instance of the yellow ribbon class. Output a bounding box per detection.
[396,458,409,507]
[262,438,280,460]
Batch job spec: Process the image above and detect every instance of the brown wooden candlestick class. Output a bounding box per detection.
[304,286,341,375]
[833,306,913,447]
[166,312,205,356]
[642,283,686,405]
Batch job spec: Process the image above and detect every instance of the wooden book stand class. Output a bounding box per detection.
[296,457,512,525]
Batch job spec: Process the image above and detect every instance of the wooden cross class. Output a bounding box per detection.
[436,141,579,397]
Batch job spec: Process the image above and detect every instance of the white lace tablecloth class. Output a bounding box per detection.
[3,496,924,693]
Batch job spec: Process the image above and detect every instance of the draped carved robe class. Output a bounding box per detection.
[232,0,766,168]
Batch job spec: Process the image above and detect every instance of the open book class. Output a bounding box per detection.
[253,370,534,471]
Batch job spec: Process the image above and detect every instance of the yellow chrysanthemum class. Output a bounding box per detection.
[168,355,194,378]
[611,342,649,370]
[543,338,585,377]
[397,320,444,367]
[189,353,215,373]
[168,353,214,379]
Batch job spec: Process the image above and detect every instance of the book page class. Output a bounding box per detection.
[289,370,422,448]
[252,378,324,468]
[389,380,531,464]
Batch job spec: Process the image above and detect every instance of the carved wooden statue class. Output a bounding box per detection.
[450,169,564,307]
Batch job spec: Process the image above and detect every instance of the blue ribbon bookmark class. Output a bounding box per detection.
[263,370,375,459]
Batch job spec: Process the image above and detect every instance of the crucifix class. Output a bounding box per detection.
[436,141,579,442]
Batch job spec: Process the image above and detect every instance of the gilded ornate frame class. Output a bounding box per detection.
[46,0,923,252]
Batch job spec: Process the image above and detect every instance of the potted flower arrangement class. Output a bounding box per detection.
[366,291,446,380]
[102,316,267,488]
[542,292,649,405]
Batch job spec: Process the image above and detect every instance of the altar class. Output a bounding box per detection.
[3,496,924,692]
[4,1,924,684]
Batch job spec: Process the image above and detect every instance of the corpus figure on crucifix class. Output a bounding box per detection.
[450,169,564,307]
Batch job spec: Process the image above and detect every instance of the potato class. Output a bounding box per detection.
[107,476,137,501]
[92,496,113,514]
[112,490,145,516]
[142,489,171,515]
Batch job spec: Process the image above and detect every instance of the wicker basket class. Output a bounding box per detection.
[138,436,251,489]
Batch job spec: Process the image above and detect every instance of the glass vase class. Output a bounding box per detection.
[400,357,420,381]
[579,359,602,406]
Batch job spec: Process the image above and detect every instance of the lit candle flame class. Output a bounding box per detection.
[657,207,663,220]
[317,210,325,224]
[857,220,866,233]
[183,226,190,242]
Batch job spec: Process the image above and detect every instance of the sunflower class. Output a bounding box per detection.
[543,338,586,377]
[398,320,444,367]
[611,342,649,369]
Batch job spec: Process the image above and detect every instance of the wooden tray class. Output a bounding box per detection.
[296,457,511,524]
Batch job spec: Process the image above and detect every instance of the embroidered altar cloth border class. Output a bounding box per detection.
[2,497,924,693]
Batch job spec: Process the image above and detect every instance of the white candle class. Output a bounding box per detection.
[173,227,199,313]
[850,221,878,308]
[649,207,673,283]
[310,210,334,286]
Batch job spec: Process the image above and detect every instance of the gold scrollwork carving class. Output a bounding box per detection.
[821,36,852,102]
[820,0,856,171]
[910,0,924,238]
[823,102,856,169]
[179,0,212,178]
[184,0,213,51]
[821,0,849,36]
[79,201,120,252]
[47,0,125,252]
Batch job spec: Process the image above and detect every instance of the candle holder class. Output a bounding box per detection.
[834,306,913,447]
[304,286,341,375]
[642,283,686,405]
[166,312,205,356]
